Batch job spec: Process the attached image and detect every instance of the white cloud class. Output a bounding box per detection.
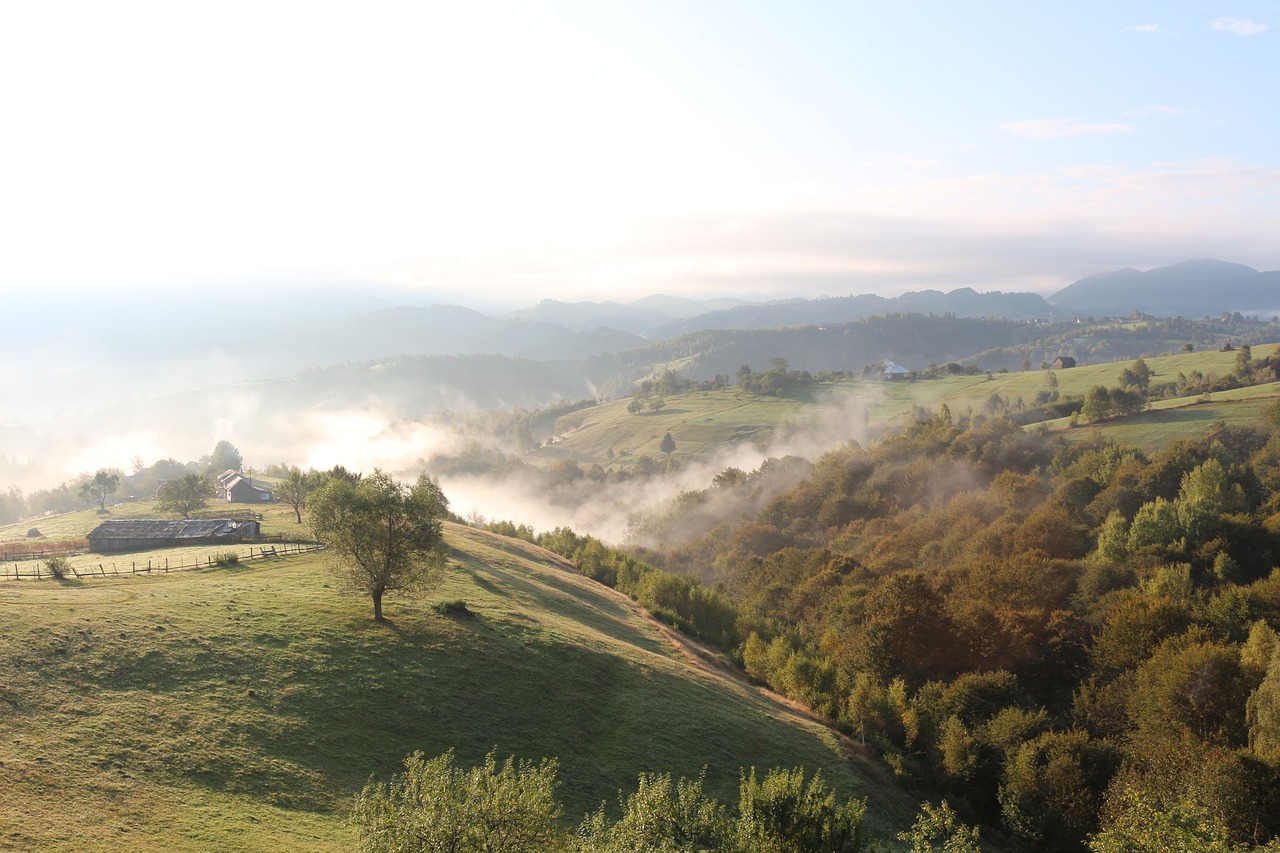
[1123,24,1161,33]
[1210,16,1272,35]
[1001,119,1135,139]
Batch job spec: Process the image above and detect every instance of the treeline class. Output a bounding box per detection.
[1079,346,1280,425]
[619,403,1280,850]
[966,347,1280,431]
[532,525,740,649]
[352,748,978,853]
[974,313,1280,372]
[0,441,247,525]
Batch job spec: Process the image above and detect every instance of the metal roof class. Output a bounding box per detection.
[87,519,247,540]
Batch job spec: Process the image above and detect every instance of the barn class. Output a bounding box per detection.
[87,518,261,553]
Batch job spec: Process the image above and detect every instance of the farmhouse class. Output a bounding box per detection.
[882,361,911,380]
[87,518,261,553]
[216,470,274,503]
[1053,356,1077,369]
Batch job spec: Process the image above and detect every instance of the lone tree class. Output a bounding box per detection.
[80,469,121,510]
[308,469,449,621]
[276,465,322,524]
[206,440,244,474]
[659,432,676,456]
[157,473,212,518]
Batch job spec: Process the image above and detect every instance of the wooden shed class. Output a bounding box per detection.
[87,519,261,553]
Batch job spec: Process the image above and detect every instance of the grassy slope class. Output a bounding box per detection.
[0,523,918,851]
[529,344,1279,468]
[1041,384,1280,453]
[537,388,824,467]
[864,343,1279,426]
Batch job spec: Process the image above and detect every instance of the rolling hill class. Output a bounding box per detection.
[0,520,920,851]
[518,343,1280,473]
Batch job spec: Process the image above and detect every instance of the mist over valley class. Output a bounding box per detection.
[6,259,1280,544]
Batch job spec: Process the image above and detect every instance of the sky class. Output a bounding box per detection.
[1,0,1278,307]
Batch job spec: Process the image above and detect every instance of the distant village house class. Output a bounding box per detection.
[87,518,261,553]
[1053,356,1077,369]
[216,470,274,503]
[882,361,911,380]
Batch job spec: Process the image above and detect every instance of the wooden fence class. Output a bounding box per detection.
[4,542,324,581]
[0,543,88,563]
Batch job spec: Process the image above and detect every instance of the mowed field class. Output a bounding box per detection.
[0,522,919,851]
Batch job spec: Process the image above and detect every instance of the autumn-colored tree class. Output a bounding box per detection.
[999,730,1119,851]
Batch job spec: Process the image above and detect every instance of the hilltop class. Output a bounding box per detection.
[1049,259,1280,319]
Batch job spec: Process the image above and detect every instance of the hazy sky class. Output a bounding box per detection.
[2,1,1277,305]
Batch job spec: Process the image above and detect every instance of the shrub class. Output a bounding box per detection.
[45,556,72,579]
[352,749,561,852]
[213,552,240,567]
[434,599,471,616]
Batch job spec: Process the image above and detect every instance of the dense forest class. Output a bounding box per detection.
[530,394,1280,850]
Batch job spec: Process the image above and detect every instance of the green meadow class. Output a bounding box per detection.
[0,523,917,851]
[1046,382,1280,452]
[527,343,1279,468]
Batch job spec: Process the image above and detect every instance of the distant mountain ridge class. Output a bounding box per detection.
[504,294,752,335]
[646,288,1055,338]
[1049,259,1280,319]
[6,258,1277,427]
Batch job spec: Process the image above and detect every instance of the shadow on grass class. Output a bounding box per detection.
[26,574,915,838]
[445,545,666,654]
[161,622,859,822]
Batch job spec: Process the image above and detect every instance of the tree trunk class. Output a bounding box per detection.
[373,589,384,621]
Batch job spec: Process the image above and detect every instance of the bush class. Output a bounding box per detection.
[45,556,71,579]
[738,766,866,852]
[213,552,240,567]
[434,599,471,616]
[352,749,561,852]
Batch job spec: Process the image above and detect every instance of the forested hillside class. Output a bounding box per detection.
[566,402,1280,850]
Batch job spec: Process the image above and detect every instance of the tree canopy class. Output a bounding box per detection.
[308,469,450,620]
[206,440,244,474]
[276,466,322,524]
[156,473,212,518]
[79,469,121,511]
